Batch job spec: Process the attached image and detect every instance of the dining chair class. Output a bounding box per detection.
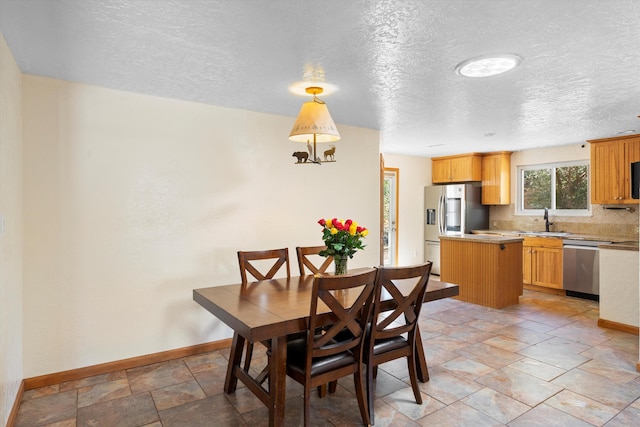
[366,262,432,425]
[295,245,333,276]
[237,248,291,374]
[278,268,378,426]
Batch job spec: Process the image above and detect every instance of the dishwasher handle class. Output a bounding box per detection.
[563,245,599,250]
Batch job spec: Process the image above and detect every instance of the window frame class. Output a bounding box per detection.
[516,160,592,217]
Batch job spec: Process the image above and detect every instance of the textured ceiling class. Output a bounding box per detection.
[1,0,639,157]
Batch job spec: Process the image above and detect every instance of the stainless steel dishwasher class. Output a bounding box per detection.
[562,239,612,300]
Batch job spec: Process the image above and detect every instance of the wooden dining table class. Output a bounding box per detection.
[193,271,459,427]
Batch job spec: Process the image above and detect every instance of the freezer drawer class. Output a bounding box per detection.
[425,242,440,275]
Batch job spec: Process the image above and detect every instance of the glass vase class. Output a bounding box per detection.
[334,254,348,275]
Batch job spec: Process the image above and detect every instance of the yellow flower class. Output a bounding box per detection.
[330,227,338,235]
[361,229,369,237]
[349,224,357,236]
[326,219,333,228]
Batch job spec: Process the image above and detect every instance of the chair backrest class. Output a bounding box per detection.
[296,246,333,276]
[306,268,378,363]
[237,248,290,285]
[369,262,432,345]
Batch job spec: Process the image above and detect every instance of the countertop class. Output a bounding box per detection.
[472,229,635,244]
[439,234,524,244]
[599,241,639,251]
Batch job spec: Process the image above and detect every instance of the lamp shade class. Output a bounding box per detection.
[289,99,340,143]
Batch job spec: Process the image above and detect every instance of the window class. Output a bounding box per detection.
[517,161,590,215]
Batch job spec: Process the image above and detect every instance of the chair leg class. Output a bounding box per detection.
[243,341,254,372]
[304,385,311,426]
[353,370,371,426]
[317,384,327,397]
[366,363,375,426]
[328,380,337,394]
[407,354,423,405]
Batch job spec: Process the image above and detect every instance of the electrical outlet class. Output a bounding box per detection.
[492,221,498,227]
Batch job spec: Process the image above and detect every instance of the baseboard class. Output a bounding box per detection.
[597,318,640,335]
[23,338,232,390]
[6,380,25,427]
[523,284,566,295]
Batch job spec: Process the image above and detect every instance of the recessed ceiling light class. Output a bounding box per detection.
[617,129,635,135]
[455,54,521,78]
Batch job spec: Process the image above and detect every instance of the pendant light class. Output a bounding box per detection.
[289,87,340,164]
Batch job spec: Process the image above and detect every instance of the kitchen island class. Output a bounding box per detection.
[440,234,523,308]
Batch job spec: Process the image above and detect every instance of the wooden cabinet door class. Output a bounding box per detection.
[450,156,472,181]
[450,155,481,182]
[482,152,511,205]
[589,135,640,204]
[532,247,563,289]
[591,141,623,203]
[432,159,451,183]
[623,138,640,200]
[522,244,532,285]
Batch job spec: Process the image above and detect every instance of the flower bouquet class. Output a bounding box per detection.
[317,218,368,275]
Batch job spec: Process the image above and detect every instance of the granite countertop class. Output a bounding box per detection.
[438,234,524,244]
[472,229,634,243]
[599,241,639,251]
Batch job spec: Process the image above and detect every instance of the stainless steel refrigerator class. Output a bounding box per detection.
[424,183,489,275]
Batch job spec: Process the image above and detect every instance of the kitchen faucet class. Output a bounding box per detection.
[543,207,553,232]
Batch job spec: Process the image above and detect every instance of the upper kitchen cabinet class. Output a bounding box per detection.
[431,153,482,183]
[481,152,511,205]
[589,134,640,204]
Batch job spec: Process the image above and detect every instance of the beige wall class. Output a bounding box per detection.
[22,75,381,377]
[382,153,431,265]
[0,32,23,425]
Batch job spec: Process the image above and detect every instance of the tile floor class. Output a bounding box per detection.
[14,289,640,426]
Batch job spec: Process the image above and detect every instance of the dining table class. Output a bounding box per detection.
[193,271,459,427]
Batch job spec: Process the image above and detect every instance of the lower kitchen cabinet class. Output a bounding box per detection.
[523,237,563,289]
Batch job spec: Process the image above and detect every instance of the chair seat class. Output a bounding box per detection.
[282,337,356,377]
[371,336,408,355]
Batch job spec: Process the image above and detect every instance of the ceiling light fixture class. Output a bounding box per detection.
[289,86,340,164]
[455,54,521,78]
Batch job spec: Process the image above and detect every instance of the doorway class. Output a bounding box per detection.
[383,168,399,266]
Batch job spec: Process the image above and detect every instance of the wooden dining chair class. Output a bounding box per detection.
[278,268,378,426]
[238,248,290,285]
[366,262,432,425]
[295,245,333,276]
[237,248,290,374]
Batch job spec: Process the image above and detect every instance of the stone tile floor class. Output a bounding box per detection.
[14,289,640,426]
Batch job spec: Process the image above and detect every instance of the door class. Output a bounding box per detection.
[383,168,399,266]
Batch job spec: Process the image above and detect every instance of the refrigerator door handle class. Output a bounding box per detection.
[438,193,445,234]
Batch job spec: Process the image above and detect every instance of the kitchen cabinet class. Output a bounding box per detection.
[481,152,511,205]
[522,237,563,289]
[431,153,482,183]
[440,235,523,308]
[588,134,640,204]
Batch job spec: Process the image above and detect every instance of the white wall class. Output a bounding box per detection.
[22,75,381,377]
[382,153,431,266]
[0,32,23,426]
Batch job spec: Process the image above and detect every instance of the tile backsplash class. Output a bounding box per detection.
[490,204,639,239]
